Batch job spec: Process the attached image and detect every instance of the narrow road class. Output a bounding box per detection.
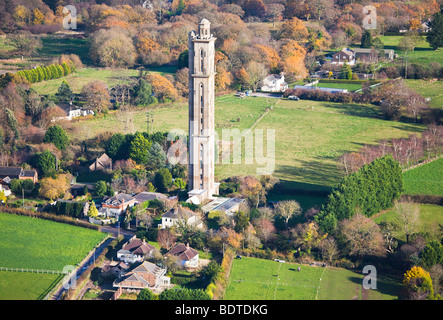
[50,236,115,300]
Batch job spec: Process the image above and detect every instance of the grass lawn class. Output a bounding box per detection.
[32,67,140,95]
[373,204,443,242]
[402,158,443,196]
[215,97,425,193]
[0,271,64,300]
[405,79,443,109]
[378,35,443,67]
[224,257,401,300]
[0,213,107,271]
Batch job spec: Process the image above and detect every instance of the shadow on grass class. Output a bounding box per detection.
[348,273,403,300]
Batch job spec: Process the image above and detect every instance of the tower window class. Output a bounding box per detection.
[200,49,204,73]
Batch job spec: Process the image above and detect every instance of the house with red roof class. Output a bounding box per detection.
[166,243,199,268]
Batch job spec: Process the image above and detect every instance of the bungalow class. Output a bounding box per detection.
[0,167,38,184]
[113,261,170,292]
[261,74,289,92]
[52,103,94,122]
[89,153,113,171]
[159,205,203,229]
[117,236,156,264]
[166,243,199,268]
[99,193,135,218]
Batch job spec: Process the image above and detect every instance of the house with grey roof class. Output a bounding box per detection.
[0,166,38,184]
[261,74,289,92]
[100,193,135,218]
[160,205,203,229]
[201,197,245,216]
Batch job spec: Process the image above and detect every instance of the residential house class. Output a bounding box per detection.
[261,74,289,92]
[331,48,356,65]
[0,167,38,184]
[99,193,135,218]
[89,153,113,171]
[167,243,200,268]
[201,197,245,216]
[52,103,94,122]
[113,261,170,292]
[352,48,395,63]
[117,236,156,264]
[101,261,129,279]
[0,180,11,197]
[159,205,203,229]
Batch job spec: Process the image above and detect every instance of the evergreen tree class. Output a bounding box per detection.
[361,30,373,48]
[132,78,157,106]
[427,10,443,50]
[56,80,73,103]
[155,168,172,193]
[37,149,56,177]
[43,125,69,150]
[129,132,152,164]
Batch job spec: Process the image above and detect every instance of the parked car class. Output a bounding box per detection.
[288,95,300,100]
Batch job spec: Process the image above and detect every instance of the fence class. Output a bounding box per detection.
[0,266,68,275]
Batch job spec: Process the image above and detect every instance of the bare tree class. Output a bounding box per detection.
[157,228,177,250]
[274,200,301,230]
[318,237,339,264]
[394,200,420,243]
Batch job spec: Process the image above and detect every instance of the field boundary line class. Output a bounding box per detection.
[315,266,328,300]
[0,266,68,274]
[402,155,442,173]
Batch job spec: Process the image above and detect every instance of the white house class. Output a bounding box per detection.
[261,74,289,92]
[167,243,199,268]
[0,184,11,197]
[116,236,156,264]
[52,103,94,122]
[159,205,203,229]
[98,193,136,218]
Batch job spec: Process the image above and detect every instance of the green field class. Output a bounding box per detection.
[403,158,443,196]
[379,35,443,67]
[405,79,443,109]
[224,257,401,300]
[0,271,63,300]
[374,204,443,242]
[32,67,139,95]
[0,213,107,270]
[315,82,363,92]
[71,95,425,205]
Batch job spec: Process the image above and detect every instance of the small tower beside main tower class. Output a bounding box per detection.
[187,19,219,204]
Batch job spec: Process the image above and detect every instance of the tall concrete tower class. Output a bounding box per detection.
[187,19,219,203]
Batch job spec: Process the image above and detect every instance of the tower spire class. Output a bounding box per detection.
[187,19,219,204]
